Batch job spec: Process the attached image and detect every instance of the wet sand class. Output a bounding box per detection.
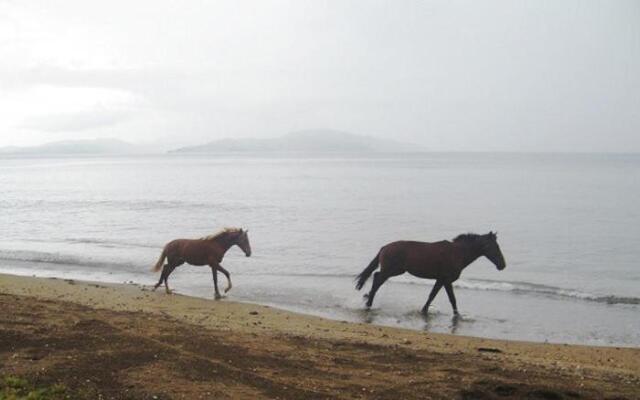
[1,273,639,399]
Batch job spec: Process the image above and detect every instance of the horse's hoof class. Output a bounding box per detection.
[214,294,223,300]
[363,293,369,299]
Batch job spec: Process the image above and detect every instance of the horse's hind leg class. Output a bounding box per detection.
[163,265,178,294]
[444,282,459,315]
[365,271,391,308]
[366,263,404,308]
[163,258,183,294]
[210,264,222,299]
[153,264,170,291]
[163,266,177,294]
[421,279,444,315]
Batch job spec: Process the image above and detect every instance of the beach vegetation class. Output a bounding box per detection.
[0,376,67,400]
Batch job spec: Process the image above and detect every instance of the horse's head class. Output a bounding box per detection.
[235,229,252,257]
[481,231,506,270]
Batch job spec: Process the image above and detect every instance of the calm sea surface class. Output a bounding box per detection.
[1,153,639,346]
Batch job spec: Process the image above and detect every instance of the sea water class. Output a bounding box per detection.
[1,153,638,346]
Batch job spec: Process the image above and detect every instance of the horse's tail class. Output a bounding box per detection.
[152,246,167,272]
[355,250,381,290]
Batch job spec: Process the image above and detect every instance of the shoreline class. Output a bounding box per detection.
[2,273,639,399]
[4,266,638,348]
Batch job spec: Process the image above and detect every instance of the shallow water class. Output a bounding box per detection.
[1,153,639,346]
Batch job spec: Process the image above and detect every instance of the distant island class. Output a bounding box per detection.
[0,139,137,155]
[170,130,423,153]
[0,131,424,156]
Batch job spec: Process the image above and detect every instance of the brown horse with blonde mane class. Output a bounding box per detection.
[152,227,251,299]
[356,232,505,315]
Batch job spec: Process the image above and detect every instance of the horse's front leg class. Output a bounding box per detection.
[217,265,232,293]
[210,264,222,299]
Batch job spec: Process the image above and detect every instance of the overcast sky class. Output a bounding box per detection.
[0,0,639,152]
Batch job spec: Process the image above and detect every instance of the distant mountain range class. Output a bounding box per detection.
[0,131,423,155]
[171,130,423,153]
[0,139,137,155]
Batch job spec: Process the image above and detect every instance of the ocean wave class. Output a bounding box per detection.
[454,279,640,305]
[18,237,158,249]
[0,249,145,272]
[246,272,640,305]
[0,199,255,212]
[1,249,637,306]
[64,237,158,249]
[228,271,640,305]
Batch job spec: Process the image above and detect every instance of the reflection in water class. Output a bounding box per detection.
[358,307,466,335]
[421,312,434,331]
[449,313,461,334]
[422,312,463,334]
[356,308,378,324]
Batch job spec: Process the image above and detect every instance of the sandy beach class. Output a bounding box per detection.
[1,273,638,399]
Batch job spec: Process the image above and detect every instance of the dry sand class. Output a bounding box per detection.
[1,273,639,399]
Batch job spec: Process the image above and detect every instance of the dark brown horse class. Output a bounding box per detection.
[152,227,251,299]
[355,232,505,315]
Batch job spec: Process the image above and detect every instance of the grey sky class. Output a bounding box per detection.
[1,0,639,152]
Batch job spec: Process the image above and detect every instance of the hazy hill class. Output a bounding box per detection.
[171,130,422,153]
[0,139,137,155]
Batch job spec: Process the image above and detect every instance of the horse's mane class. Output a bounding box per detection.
[452,233,482,243]
[200,227,242,241]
